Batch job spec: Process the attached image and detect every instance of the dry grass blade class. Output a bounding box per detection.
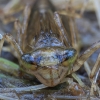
[0,94,18,100]
[84,61,91,77]
[90,68,100,96]
[93,0,100,28]
[0,84,48,93]
[50,95,99,100]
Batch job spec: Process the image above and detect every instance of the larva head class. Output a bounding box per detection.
[21,47,77,86]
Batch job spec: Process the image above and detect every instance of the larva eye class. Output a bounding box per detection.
[62,48,77,66]
[21,54,34,64]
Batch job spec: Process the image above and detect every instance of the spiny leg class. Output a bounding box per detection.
[14,19,22,46]
[0,33,23,58]
[69,17,79,51]
[6,35,29,78]
[14,4,31,47]
[54,11,79,51]
[67,41,100,75]
[4,34,25,77]
[22,5,31,34]
[67,41,100,94]
[54,12,71,47]
[14,5,31,52]
[0,34,23,76]
[4,34,23,56]
[21,5,31,51]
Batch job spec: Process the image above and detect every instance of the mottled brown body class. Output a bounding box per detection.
[20,0,77,86]
[0,0,100,88]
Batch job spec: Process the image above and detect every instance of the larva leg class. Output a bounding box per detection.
[68,41,100,75]
[0,34,23,57]
[54,12,71,47]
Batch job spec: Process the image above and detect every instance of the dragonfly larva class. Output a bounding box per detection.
[0,0,100,88]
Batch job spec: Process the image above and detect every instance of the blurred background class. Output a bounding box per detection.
[0,0,100,99]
